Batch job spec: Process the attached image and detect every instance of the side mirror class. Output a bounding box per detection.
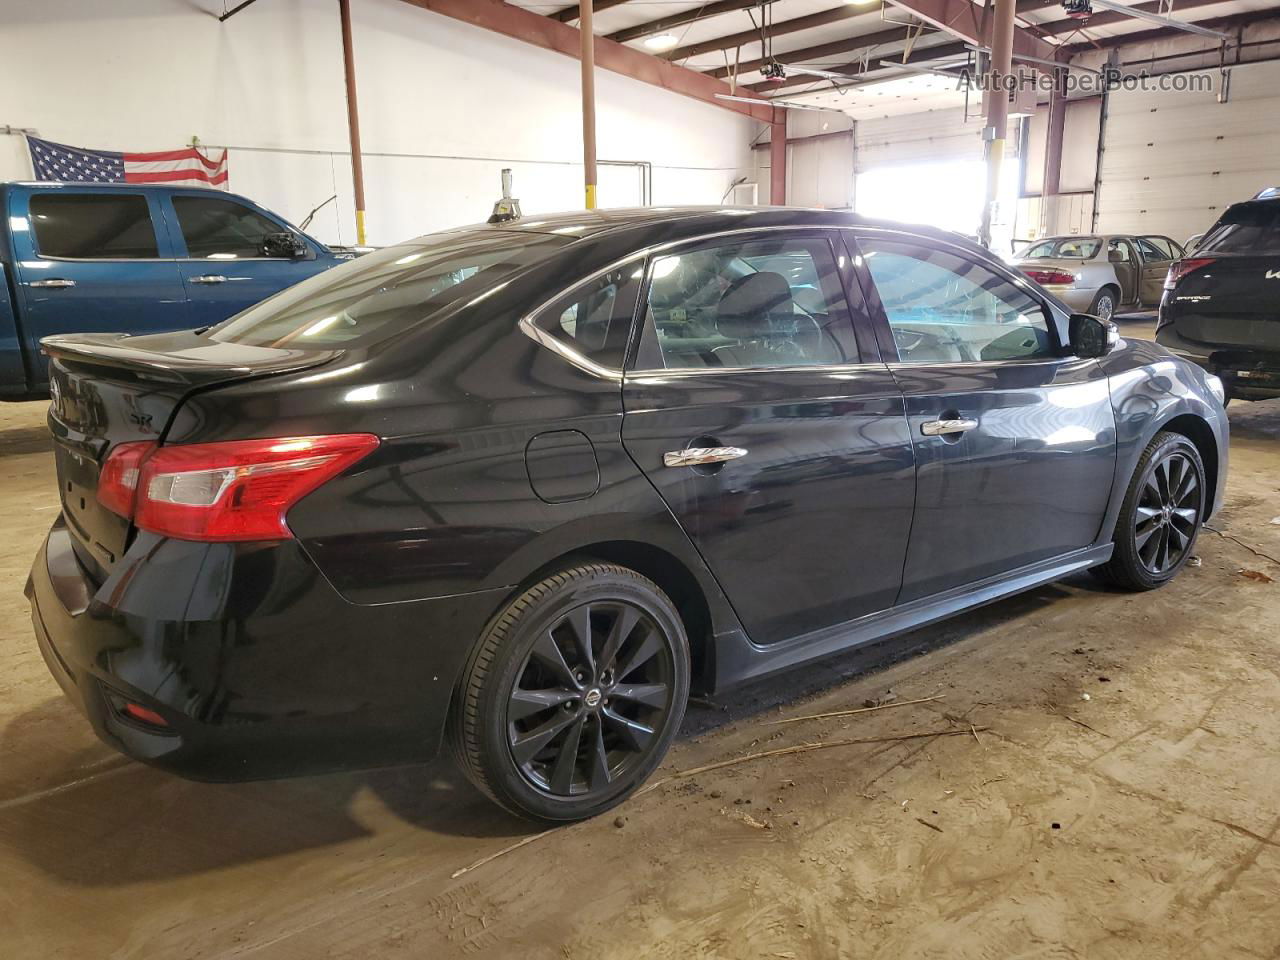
[1069,313,1119,358]
[263,232,308,259]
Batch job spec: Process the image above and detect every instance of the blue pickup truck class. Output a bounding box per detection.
[0,181,347,399]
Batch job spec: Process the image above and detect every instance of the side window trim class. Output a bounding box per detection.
[628,230,863,374]
[850,227,1064,367]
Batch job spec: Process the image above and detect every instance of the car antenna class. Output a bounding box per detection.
[488,169,522,224]
[299,195,338,232]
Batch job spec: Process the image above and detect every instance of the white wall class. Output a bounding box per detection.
[0,0,752,246]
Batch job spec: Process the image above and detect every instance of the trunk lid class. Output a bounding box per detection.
[44,330,338,580]
[1167,253,1280,351]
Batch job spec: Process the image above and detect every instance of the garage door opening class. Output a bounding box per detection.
[855,159,1019,250]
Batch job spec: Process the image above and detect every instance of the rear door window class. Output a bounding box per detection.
[29,193,159,259]
[173,196,286,259]
[1134,237,1171,262]
[637,236,855,370]
[1199,202,1280,254]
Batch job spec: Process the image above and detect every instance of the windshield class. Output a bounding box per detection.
[1198,202,1280,255]
[210,230,571,348]
[1021,237,1102,260]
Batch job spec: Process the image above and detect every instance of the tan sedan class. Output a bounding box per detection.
[1012,234,1185,320]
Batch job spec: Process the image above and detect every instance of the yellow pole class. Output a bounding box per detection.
[580,1,598,209]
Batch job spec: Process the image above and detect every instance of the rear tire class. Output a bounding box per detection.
[1092,431,1205,591]
[1088,288,1117,321]
[450,563,690,823]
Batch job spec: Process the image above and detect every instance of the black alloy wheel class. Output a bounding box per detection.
[508,598,676,796]
[1132,448,1201,576]
[452,563,690,822]
[1093,431,1206,591]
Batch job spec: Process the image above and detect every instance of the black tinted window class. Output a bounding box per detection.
[174,196,286,259]
[29,193,158,259]
[534,262,642,370]
[211,231,570,348]
[1199,202,1280,254]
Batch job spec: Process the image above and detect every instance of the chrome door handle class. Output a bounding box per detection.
[191,275,228,284]
[921,418,978,437]
[663,446,748,468]
[30,278,76,288]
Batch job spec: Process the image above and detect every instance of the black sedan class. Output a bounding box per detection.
[27,207,1228,822]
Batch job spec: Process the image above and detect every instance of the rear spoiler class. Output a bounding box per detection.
[42,333,340,386]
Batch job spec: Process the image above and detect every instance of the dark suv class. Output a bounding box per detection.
[1157,194,1280,401]
[27,207,1227,823]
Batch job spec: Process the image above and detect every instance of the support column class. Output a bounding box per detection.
[338,0,367,245]
[770,110,787,205]
[580,0,598,209]
[979,0,1016,248]
[1041,76,1067,233]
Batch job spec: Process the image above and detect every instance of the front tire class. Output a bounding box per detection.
[451,563,690,822]
[1093,431,1206,591]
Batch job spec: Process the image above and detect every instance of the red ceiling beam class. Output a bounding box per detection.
[396,0,775,121]
[1062,6,1279,50]
[664,5,876,61]
[609,1,760,44]
[708,23,920,80]
[883,0,1064,66]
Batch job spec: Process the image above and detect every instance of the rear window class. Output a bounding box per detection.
[1199,202,1280,255]
[29,193,159,259]
[1021,237,1101,260]
[209,230,571,348]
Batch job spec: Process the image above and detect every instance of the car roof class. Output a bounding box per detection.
[433,205,993,260]
[2,180,230,193]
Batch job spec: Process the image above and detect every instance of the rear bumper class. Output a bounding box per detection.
[26,519,508,781]
[1156,326,1280,400]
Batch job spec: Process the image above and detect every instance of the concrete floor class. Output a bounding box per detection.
[4,318,1279,959]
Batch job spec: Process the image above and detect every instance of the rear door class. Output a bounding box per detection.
[621,230,916,646]
[852,228,1116,602]
[165,192,330,326]
[11,189,189,383]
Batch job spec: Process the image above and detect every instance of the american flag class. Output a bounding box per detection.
[27,136,228,189]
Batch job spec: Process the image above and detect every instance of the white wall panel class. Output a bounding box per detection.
[1096,60,1280,242]
[0,0,751,246]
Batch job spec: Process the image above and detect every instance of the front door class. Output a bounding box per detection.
[11,189,189,387]
[1107,237,1140,304]
[853,230,1117,602]
[621,231,916,646]
[165,192,330,327]
[1135,235,1176,305]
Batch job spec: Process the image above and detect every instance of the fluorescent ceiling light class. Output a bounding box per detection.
[845,0,879,5]
[644,34,679,51]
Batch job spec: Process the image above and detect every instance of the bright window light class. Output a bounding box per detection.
[855,159,1018,248]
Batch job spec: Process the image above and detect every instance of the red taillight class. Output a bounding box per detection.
[1025,269,1077,286]
[1164,257,1216,290]
[98,440,157,519]
[122,702,169,727]
[100,434,379,542]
